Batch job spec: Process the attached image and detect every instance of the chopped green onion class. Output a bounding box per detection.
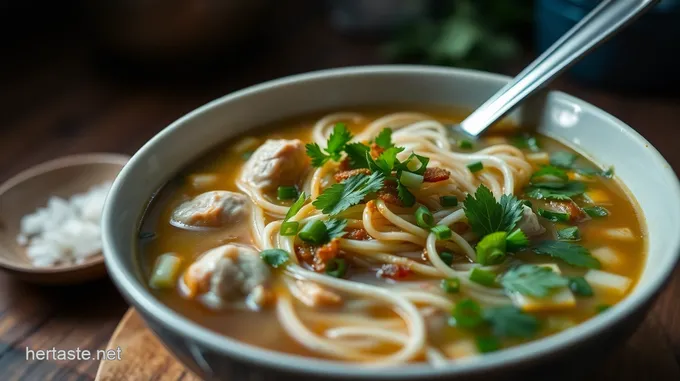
[441,278,460,293]
[440,196,458,207]
[431,225,452,240]
[458,139,473,149]
[260,249,290,268]
[568,276,594,296]
[469,268,497,287]
[557,226,580,241]
[583,206,609,218]
[277,186,298,200]
[415,206,434,229]
[451,299,484,328]
[537,208,570,222]
[439,251,454,266]
[475,335,501,353]
[506,229,529,252]
[476,232,507,266]
[467,161,484,173]
[511,133,540,152]
[280,221,300,236]
[285,192,307,221]
[596,304,611,313]
[149,253,182,289]
[325,258,348,278]
[298,220,329,244]
[400,171,424,189]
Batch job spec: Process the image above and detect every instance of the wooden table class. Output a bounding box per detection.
[0,4,678,381]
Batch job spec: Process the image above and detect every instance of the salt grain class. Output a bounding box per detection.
[17,181,112,267]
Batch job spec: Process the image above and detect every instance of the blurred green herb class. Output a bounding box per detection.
[384,0,532,70]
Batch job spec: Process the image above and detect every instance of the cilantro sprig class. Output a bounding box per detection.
[313,172,384,215]
[305,123,353,167]
[307,126,434,210]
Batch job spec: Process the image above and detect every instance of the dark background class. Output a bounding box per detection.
[0,1,678,380]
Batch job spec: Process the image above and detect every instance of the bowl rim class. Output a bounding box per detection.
[0,153,129,274]
[102,65,680,378]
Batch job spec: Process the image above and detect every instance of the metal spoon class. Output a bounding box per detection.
[455,0,659,138]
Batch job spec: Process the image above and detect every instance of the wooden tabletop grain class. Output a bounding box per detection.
[0,3,678,381]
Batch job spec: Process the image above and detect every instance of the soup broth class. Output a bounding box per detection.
[138,107,645,363]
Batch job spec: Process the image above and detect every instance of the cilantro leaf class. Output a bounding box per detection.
[305,143,330,167]
[284,192,307,221]
[324,218,348,240]
[305,123,353,167]
[463,185,524,236]
[313,172,384,215]
[464,185,503,236]
[375,128,394,149]
[532,240,601,269]
[530,165,568,183]
[557,226,580,241]
[374,146,405,174]
[525,181,586,200]
[483,306,539,338]
[500,194,525,233]
[344,142,370,169]
[550,151,578,169]
[500,264,568,298]
[326,123,353,160]
[506,229,529,251]
[397,182,416,207]
[260,249,290,268]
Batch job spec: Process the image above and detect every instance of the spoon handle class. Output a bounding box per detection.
[458,0,659,137]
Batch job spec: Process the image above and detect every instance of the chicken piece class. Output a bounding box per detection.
[171,191,248,229]
[183,244,273,309]
[517,205,546,237]
[294,280,342,307]
[240,139,308,191]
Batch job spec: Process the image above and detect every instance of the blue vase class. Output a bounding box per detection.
[535,0,680,91]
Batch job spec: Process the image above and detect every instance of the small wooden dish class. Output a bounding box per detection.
[0,153,129,284]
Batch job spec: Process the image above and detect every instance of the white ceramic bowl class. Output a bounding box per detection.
[102,66,680,380]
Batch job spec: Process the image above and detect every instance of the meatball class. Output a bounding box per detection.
[171,191,248,229]
[517,205,546,237]
[240,139,308,191]
[183,244,273,309]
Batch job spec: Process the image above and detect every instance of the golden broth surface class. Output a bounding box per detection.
[138,107,645,360]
